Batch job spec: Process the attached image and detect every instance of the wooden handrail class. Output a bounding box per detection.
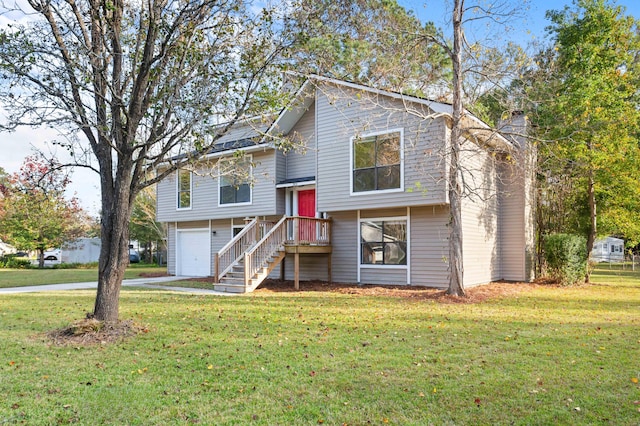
[244,215,288,286]
[214,218,258,282]
[284,216,331,246]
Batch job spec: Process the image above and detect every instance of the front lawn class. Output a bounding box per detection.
[0,268,638,424]
[0,265,167,288]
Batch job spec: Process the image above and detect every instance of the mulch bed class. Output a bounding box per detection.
[47,318,148,346]
[254,279,545,303]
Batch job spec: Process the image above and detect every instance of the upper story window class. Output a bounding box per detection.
[219,155,252,206]
[177,169,192,209]
[352,129,403,194]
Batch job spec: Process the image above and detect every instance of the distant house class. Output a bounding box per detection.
[42,238,102,265]
[156,76,536,292]
[0,239,16,257]
[591,236,625,263]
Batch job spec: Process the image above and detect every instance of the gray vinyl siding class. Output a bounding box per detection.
[167,222,176,275]
[409,205,450,288]
[360,208,406,219]
[285,100,317,180]
[327,210,358,283]
[360,268,407,285]
[498,161,526,281]
[460,143,501,287]
[282,254,330,281]
[315,85,448,213]
[157,150,278,222]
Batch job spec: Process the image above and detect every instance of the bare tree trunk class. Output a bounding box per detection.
[585,165,596,283]
[446,0,466,296]
[93,165,134,323]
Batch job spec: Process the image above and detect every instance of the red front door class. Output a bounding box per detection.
[297,189,316,241]
[298,189,315,218]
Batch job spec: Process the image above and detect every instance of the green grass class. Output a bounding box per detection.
[1,266,639,425]
[590,262,640,286]
[0,265,167,288]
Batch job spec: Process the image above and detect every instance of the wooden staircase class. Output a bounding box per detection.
[213,215,332,293]
[213,216,287,293]
[214,250,286,293]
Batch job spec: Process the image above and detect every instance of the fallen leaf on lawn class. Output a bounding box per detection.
[632,377,639,384]
[207,365,213,370]
[8,361,15,366]
[474,398,481,406]
[309,371,316,377]
[419,392,425,397]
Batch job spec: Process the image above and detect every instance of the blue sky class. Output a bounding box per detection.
[2,0,639,216]
[399,0,640,47]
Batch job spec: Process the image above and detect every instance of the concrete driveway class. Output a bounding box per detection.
[0,276,235,295]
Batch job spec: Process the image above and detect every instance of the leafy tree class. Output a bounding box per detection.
[129,186,166,264]
[0,0,309,322]
[528,0,640,280]
[0,166,10,223]
[291,0,450,94]
[0,155,88,267]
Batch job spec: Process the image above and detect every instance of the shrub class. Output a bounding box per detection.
[544,233,588,285]
[0,256,32,269]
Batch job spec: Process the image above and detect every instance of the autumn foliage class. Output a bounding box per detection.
[0,155,91,267]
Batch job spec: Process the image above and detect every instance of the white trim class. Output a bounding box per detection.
[350,128,405,196]
[175,227,211,277]
[176,169,193,211]
[204,143,271,160]
[275,180,316,189]
[358,214,409,270]
[217,154,253,207]
[173,221,177,274]
[357,210,361,283]
[406,207,411,284]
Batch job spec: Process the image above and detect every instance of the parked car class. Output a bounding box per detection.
[129,249,140,263]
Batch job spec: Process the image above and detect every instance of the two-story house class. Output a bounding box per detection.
[156,76,535,292]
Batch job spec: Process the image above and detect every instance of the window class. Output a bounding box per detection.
[360,220,407,265]
[219,156,252,205]
[352,130,403,193]
[177,169,191,209]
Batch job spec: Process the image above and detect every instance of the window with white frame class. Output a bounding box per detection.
[360,219,407,265]
[177,169,191,209]
[219,156,252,205]
[352,130,403,193]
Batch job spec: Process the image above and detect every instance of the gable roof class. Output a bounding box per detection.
[263,74,513,152]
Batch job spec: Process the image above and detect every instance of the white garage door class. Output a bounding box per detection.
[177,230,210,277]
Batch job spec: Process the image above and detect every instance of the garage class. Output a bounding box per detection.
[176,229,210,276]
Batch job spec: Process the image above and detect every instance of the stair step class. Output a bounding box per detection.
[214,283,246,293]
[220,277,245,284]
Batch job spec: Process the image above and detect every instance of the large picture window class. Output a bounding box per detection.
[219,156,252,205]
[177,169,191,209]
[360,220,407,265]
[352,130,402,193]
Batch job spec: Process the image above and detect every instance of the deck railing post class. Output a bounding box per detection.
[214,253,219,283]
